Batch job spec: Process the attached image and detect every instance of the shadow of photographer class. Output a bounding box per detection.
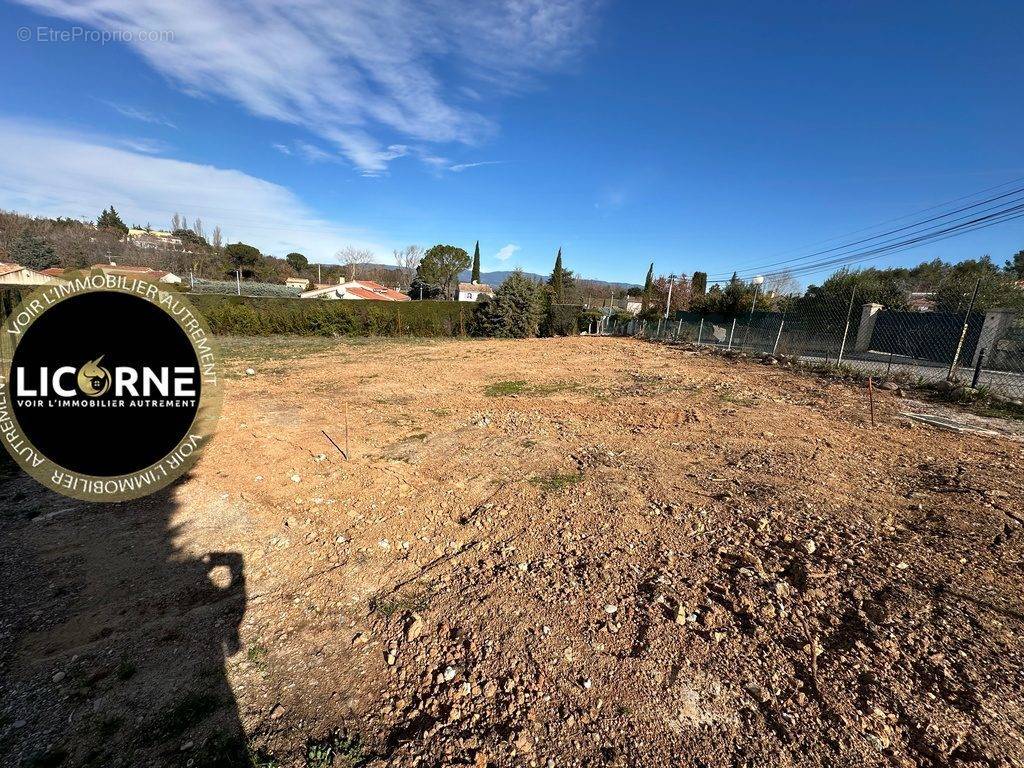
[0,456,251,767]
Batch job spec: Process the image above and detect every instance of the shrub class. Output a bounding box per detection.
[545,304,584,336]
[473,270,543,338]
[1,287,27,320]
[190,295,463,337]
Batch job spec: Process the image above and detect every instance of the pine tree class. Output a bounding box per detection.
[1006,249,1024,279]
[97,206,128,235]
[471,241,481,283]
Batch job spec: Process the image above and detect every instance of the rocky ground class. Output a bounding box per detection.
[1,335,1023,768]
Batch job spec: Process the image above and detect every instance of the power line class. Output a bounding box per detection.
[706,185,1024,280]
[708,203,1024,285]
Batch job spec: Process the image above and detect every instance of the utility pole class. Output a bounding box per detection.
[664,274,676,320]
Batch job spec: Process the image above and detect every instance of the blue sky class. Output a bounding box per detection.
[2,1,1022,287]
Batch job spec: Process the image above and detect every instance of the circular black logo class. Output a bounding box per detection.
[1,276,221,501]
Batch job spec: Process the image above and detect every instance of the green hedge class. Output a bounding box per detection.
[191,294,468,337]
[544,303,584,336]
[1,287,27,320]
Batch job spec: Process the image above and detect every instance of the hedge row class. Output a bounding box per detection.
[1,287,26,320]
[190,294,469,337]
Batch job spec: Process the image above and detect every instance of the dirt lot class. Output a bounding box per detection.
[2,336,1023,768]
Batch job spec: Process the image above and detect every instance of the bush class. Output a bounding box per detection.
[1,287,27,320]
[473,270,543,338]
[545,304,584,336]
[190,294,465,337]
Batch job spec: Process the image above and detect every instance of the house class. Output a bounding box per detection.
[0,262,67,286]
[301,279,410,301]
[41,267,66,278]
[609,297,643,315]
[90,263,183,284]
[907,292,937,312]
[127,229,184,250]
[457,281,494,302]
[285,277,310,290]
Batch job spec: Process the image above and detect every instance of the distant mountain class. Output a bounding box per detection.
[459,269,543,285]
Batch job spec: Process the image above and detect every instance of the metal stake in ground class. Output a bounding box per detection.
[972,347,987,388]
[727,318,737,350]
[772,311,786,356]
[948,278,981,381]
[741,275,764,351]
[836,286,857,366]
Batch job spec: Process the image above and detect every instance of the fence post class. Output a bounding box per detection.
[836,287,857,366]
[971,347,987,388]
[727,318,736,350]
[772,316,785,355]
[948,278,981,381]
[676,318,682,340]
[697,318,704,345]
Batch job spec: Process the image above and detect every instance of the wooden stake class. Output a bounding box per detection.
[867,376,875,428]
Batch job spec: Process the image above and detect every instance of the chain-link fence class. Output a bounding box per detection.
[188,277,303,298]
[616,277,1024,404]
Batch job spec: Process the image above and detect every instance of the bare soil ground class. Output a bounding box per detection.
[2,336,1023,768]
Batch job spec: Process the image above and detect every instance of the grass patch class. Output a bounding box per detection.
[217,335,343,365]
[247,642,268,666]
[485,380,529,397]
[306,732,366,768]
[530,471,585,492]
[429,408,451,418]
[369,589,429,618]
[188,730,279,768]
[484,379,579,397]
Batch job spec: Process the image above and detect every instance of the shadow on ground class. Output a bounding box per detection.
[0,455,252,767]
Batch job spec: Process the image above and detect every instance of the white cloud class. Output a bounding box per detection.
[449,160,504,173]
[0,118,384,261]
[116,137,171,154]
[271,142,292,156]
[102,101,177,129]
[494,243,520,261]
[18,0,598,173]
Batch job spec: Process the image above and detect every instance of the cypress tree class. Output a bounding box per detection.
[691,271,708,296]
[550,247,564,303]
[471,240,481,283]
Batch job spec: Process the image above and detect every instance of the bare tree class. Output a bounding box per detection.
[211,225,222,249]
[171,213,182,231]
[393,244,424,288]
[336,245,374,281]
[763,270,801,297]
[193,218,204,239]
